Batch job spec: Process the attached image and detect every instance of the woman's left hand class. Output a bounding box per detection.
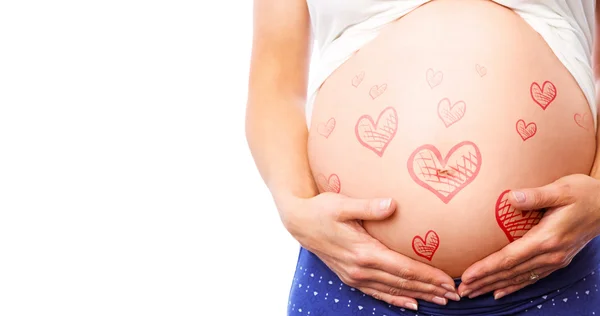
[457,174,600,300]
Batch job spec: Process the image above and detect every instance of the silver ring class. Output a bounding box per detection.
[529,271,540,281]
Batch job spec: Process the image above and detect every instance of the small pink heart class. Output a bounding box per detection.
[355,107,398,157]
[426,68,443,88]
[317,118,336,138]
[516,119,537,141]
[352,71,365,87]
[412,230,439,261]
[437,98,466,128]
[316,173,341,193]
[475,64,487,77]
[574,113,590,131]
[369,84,387,100]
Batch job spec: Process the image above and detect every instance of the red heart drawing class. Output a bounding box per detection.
[516,119,537,141]
[530,81,557,110]
[574,113,590,131]
[495,190,543,242]
[352,71,365,88]
[355,107,398,157]
[317,118,336,138]
[475,64,487,77]
[316,173,341,193]
[437,98,466,128]
[426,68,443,88]
[412,230,440,261]
[407,141,482,204]
[369,84,387,100]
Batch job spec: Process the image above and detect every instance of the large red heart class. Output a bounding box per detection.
[530,81,557,110]
[407,141,482,204]
[574,113,590,131]
[495,190,543,242]
[437,98,466,128]
[426,68,443,89]
[412,230,440,261]
[515,119,537,141]
[317,118,336,138]
[316,173,341,193]
[355,107,398,157]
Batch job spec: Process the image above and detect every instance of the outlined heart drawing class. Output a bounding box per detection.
[317,118,336,138]
[475,64,487,77]
[437,98,466,128]
[530,81,557,110]
[516,119,537,141]
[426,68,443,88]
[412,230,440,261]
[407,141,482,204]
[355,107,398,157]
[495,190,543,242]
[352,71,365,87]
[574,113,590,131]
[316,173,341,193]
[369,84,387,100]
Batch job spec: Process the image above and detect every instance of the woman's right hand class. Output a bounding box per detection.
[277,192,461,310]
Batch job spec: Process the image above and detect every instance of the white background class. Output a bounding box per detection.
[0,1,302,315]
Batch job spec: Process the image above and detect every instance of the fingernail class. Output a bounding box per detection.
[445,292,461,301]
[432,296,447,305]
[468,291,481,299]
[441,283,455,292]
[512,191,526,203]
[405,302,418,311]
[460,290,471,298]
[379,198,392,211]
[494,291,506,300]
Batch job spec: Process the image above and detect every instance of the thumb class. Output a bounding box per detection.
[335,197,396,221]
[507,182,570,210]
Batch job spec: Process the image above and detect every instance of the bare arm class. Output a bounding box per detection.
[245,0,315,224]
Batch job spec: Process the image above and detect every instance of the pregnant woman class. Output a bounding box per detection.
[247,0,600,315]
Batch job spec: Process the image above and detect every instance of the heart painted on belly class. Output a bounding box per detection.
[412,230,440,261]
[355,107,398,157]
[475,64,487,77]
[369,84,387,100]
[407,141,482,204]
[530,81,557,110]
[574,113,590,131]
[317,118,336,138]
[516,119,537,141]
[316,173,341,193]
[495,190,544,242]
[437,98,466,128]
[426,68,443,88]
[352,71,365,87]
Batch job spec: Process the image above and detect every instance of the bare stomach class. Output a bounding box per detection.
[307,0,596,277]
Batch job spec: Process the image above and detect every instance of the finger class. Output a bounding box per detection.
[459,252,557,296]
[507,181,573,211]
[461,236,539,284]
[492,270,554,300]
[362,287,419,311]
[468,267,555,299]
[361,281,450,306]
[371,244,458,293]
[334,196,396,221]
[360,268,460,302]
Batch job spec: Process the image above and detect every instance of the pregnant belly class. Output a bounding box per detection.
[307,0,596,277]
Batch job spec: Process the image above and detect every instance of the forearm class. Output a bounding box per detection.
[590,4,600,179]
[245,96,318,213]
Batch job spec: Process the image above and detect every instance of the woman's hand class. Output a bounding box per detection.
[277,192,460,310]
[457,174,600,300]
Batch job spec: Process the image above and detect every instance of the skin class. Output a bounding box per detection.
[246,0,600,311]
[456,3,600,299]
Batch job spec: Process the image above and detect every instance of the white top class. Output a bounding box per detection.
[305,0,597,129]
